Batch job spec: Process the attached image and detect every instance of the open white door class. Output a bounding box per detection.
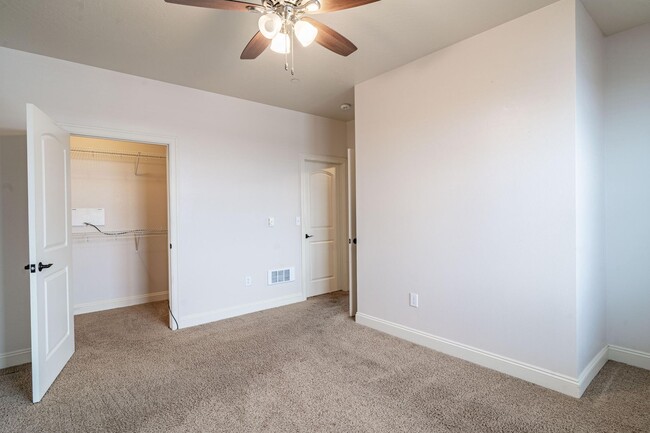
[26,104,74,403]
[347,149,357,317]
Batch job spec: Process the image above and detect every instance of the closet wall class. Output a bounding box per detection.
[71,137,169,314]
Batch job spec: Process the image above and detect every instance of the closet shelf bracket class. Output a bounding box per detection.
[134,152,142,176]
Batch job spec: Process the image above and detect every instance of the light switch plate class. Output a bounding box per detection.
[268,217,275,227]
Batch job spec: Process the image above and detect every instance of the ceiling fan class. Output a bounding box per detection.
[165,0,380,74]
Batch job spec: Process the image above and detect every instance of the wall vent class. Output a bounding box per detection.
[268,267,295,285]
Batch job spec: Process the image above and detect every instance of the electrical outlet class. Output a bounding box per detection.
[268,217,275,227]
[409,293,419,308]
[245,276,252,286]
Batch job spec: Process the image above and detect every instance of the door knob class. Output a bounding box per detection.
[38,262,54,272]
[305,234,314,239]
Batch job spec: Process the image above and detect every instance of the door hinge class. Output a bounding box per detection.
[24,264,36,273]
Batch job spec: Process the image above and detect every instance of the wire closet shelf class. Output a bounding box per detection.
[70,148,168,248]
[72,224,167,251]
[70,148,166,176]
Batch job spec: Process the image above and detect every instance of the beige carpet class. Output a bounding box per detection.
[1,292,649,433]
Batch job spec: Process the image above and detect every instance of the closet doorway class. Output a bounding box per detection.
[69,136,175,327]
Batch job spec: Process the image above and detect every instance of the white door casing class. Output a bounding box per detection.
[26,104,75,403]
[347,148,357,317]
[301,156,347,299]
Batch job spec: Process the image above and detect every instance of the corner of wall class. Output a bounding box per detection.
[603,12,650,358]
[575,0,607,377]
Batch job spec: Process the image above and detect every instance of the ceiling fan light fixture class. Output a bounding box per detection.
[258,13,282,39]
[294,20,318,47]
[270,32,291,54]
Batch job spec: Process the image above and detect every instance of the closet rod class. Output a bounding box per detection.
[70,149,166,160]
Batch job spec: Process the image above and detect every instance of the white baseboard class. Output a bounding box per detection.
[74,291,169,315]
[609,345,650,371]
[180,293,305,329]
[356,313,586,398]
[577,346,609,396]
[0,348,31,369]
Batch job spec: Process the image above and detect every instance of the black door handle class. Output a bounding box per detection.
[38,262,54,272]
[305,234,314,239]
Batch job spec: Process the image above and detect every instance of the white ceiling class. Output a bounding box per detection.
[1,0,649,121]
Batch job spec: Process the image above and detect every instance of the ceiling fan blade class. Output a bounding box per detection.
[302,17,357,57]
[241,31,271,59]
[164,0,258,12]
[311,0,380,14]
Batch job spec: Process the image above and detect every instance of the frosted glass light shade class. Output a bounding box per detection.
[271,33,291,54]
[295,20,318,47]
[304,0,321,12]
[258,13,282,39]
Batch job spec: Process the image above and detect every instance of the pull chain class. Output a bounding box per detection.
[291,26,295,76]
[284,33,289,71]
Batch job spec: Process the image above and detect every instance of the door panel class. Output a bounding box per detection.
[27,104,74,403]
[311,241,335,280]
[42,135,68,249]
[44,269,71,357]
[310,171,334,227]
[305,162,338,297]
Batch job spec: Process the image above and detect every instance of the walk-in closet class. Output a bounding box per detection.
[70,137,169,316]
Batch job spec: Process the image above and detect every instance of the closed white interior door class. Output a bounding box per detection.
[26,104,74,403]
[304,161,339,297]
[347,149,357,316]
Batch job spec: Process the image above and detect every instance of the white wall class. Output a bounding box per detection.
[71,138,169,312]
[356,0,579,378]
[0,142,3,352]
[0,46,347,358]
[0,136,30,368]
[575,0,606,374]
[346,121,355,150]
[604,23,650,354]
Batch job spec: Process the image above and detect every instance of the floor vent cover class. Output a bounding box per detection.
[268,267,295,285]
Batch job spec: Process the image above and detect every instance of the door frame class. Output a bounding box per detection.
[60,123,180,329]
[300,154,348,300]
[347,148,357,317]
